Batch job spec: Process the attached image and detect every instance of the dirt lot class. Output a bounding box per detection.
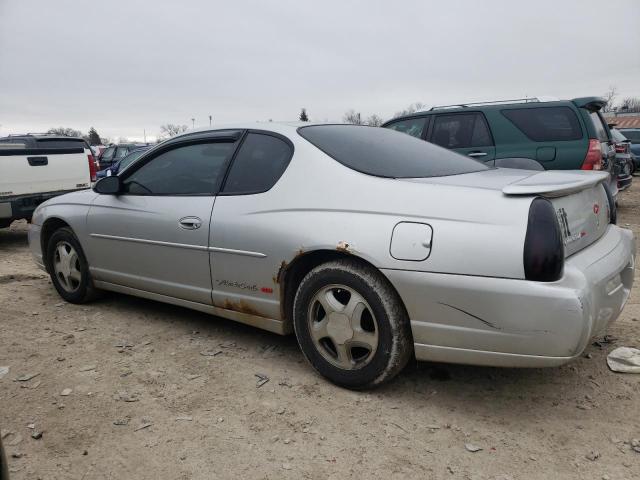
[1,186,639,480]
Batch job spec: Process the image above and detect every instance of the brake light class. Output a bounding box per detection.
[88,154,97,182]
[581,139,603,170]
[615,144,626,154]
[523,198,564,282]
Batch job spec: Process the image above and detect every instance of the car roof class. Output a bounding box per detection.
[171,121,327,141]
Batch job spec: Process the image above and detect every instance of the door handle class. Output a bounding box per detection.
[27,156,48,166]
[468,152,487,157]
[179,216,202,230]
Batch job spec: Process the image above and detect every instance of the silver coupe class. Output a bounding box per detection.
[28,123,635,388]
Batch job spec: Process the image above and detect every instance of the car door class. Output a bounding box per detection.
[429,112,496,163]
[208,131,294,322]
[86,134,240,304]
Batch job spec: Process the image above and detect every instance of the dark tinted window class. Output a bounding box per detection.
[588,111,609,142]
[118,149,149,171]
[620,129,640,143]
[35,138,86,149]
[385,117,426,138]
[502,107,582,141]
[298,125,488,178]
[101,146,115,161]
[115,146,130,159]
[123,142,235,195]
[222,133,292,194]
[431,113,492,148]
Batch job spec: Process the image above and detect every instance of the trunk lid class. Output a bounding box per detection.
[503,170,610,256]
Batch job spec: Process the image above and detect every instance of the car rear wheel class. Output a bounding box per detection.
[46,227,100,303]
[293,259,412,389]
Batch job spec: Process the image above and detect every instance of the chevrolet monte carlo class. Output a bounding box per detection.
[28,123,635,389]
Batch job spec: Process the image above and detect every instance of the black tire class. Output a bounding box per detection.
[293,259,413,389]
[46,227,100,303]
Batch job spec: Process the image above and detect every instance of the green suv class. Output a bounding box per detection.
[382,97,618,196]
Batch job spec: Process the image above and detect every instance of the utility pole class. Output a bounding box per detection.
[143,129,146,143]
[209,115,212,126]
[191,118,195,129]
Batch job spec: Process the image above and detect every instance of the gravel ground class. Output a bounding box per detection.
[1,184,639,480]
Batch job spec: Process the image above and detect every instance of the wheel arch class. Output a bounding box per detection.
[278,249,408,332]
[40,217,72,268]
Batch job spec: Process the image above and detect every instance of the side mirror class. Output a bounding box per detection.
[93,175,122,194]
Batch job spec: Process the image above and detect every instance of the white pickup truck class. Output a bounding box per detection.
[0,134,96,228]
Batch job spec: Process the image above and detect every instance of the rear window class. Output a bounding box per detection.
[35,138,86,149]
[502,106,583,142]
[589,111,609,142]
[298,125,488,178]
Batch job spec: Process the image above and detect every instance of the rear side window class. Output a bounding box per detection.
[298,125,488,178]
[431,113,492,148]
[35,138,86,149]
[502,107,583,141]
[588,111,609,142]
[101,146,115,161]
[222,133,293,194]
[384,117,426,138]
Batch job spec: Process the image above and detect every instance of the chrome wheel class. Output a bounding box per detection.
[307,284,379,370]
[53,241,82,293]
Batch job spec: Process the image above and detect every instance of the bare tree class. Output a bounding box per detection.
[619,97,640,112]
[343,109,363,125]
[393,102,426,118]
[47,126,83,137]
[159,123,188,140]
[366,114,384,127]
[602,86,618,113]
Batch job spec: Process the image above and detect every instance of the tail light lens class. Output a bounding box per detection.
[615,144,626,154]
[88,154,97,182]
[523,198,564,282]
[581,139,603,170]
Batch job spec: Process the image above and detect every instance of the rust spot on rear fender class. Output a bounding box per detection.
[336,241,352,253]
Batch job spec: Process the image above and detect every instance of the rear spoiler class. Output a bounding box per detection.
[572,97,606,111]
[502,171,609,197]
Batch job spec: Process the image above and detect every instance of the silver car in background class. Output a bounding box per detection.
[28,123,635,389]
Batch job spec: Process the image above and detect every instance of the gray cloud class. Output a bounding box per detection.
[1,0,638,141]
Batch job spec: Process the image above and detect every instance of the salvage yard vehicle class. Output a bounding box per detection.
[610,128,634,190]
[0,134,96,228]
[28,124,635,389]
[97,143,148,171]
[382,97,620,199]
[95,146,151,179]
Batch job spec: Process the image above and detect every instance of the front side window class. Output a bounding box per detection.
[222,133,293,194]
[385,117,426,138]
[123,142,235,195]
[118,149,148,172]
[431,113,492,149]
[298,125,488,178]
[502,106,583,142]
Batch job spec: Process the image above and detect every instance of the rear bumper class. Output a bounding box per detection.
[618,174,633,191]
[384,225,635,367]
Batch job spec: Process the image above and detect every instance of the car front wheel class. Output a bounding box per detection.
[46,227,100,303]
[293,259,413,389]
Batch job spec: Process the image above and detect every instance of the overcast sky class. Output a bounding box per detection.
[1,0,639,142]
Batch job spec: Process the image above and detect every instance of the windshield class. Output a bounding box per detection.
[119,149,148,171]
[298,125,488,178]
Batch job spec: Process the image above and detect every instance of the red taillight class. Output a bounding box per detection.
[88,154,97,182]
[615,144,626,154]
[581,139,603,170]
